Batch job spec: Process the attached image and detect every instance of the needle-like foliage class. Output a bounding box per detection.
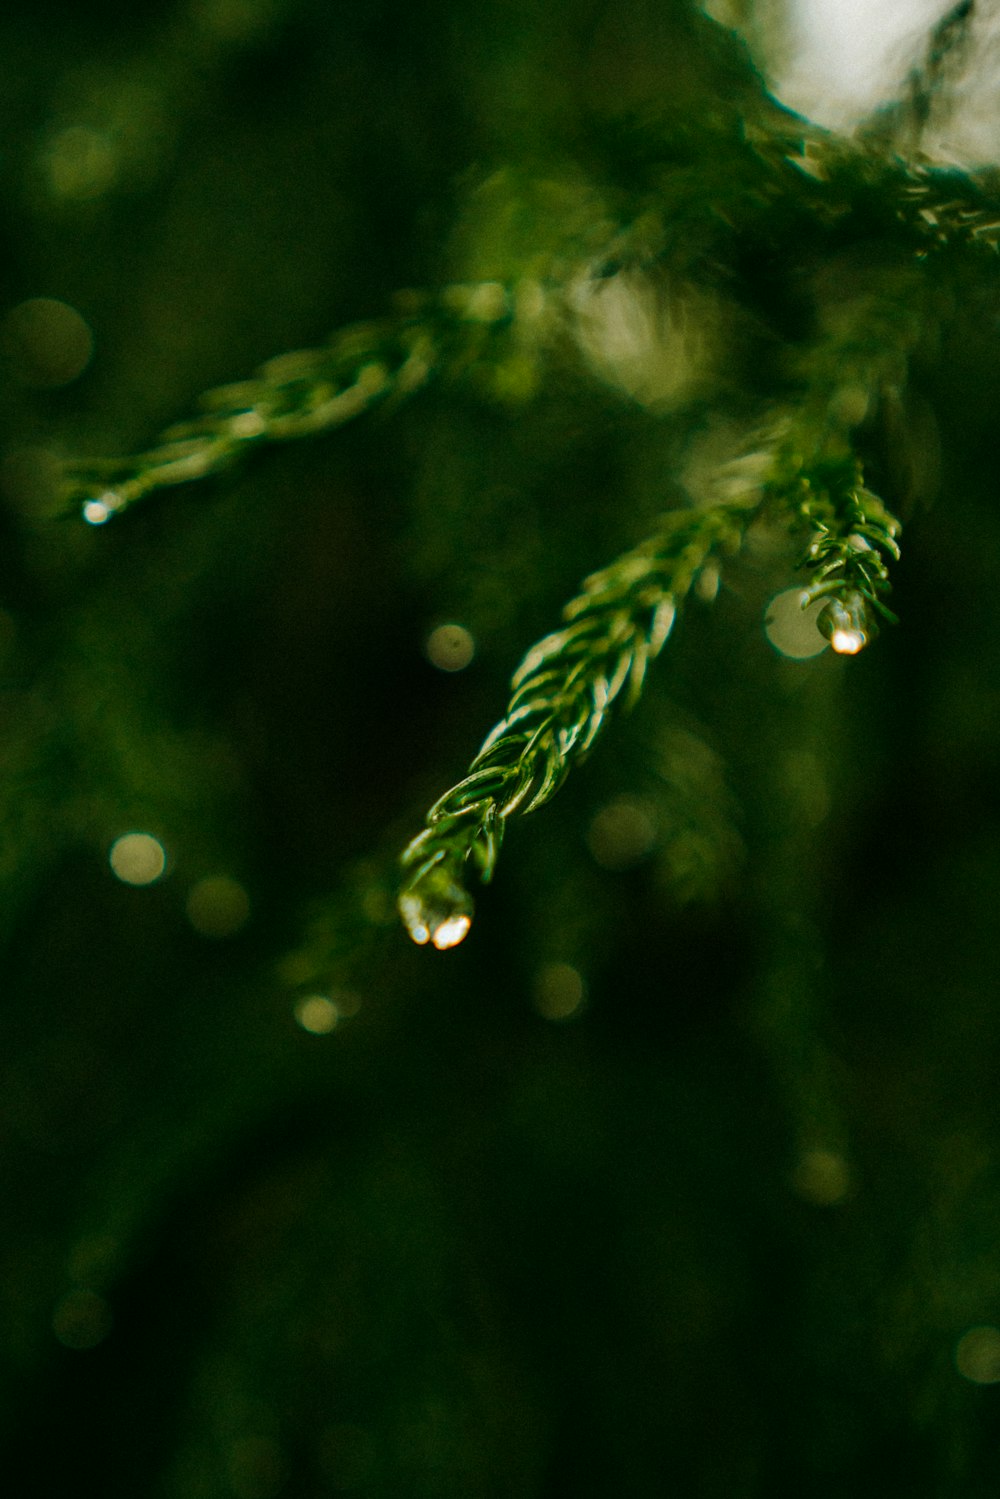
[57,1,999,949]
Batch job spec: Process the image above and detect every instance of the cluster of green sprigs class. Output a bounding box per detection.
[792,460,902,655]
[746,113,1000,263]
[58,108,1000,528]
[397,503,750,950]
[891,161,1000,256]
[58,127,1000,529]
[55,75,941,956]
[399,437,906,950]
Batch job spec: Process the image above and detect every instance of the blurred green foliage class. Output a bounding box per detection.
[4,1,1000,1495]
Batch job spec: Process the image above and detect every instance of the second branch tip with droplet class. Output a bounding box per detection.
[816,590,877,655]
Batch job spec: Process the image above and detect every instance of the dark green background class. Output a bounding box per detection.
[3,1,1000,1494]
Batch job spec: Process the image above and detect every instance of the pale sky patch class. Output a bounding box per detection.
[778,0,951,128]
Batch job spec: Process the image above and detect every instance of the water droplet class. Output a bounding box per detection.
[431,913,472,948]
[82,490,123,526]
[817,592,876,655]
[830,628,865,655]
[398,866,474,950]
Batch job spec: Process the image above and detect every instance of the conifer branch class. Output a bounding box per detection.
[749,110,1000,260]
[397,435,904,950]
[397,500,754,950]
[791,462,902,654]
[58,283,524,522]
[59,320,430,522]
[57,118,1000,530]
[855,150,1000,258]
[891,160,1000,255]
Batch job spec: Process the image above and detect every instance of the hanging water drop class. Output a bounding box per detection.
[82,490,123,525]
[817,591,876,655]
[398,864,474,950]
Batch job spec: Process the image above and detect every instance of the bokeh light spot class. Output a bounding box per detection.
[425,622,475,672]
[533,962,586,1021]
[791,1148,851,1205]
[764,588,829,659]
[52,1288,113,1351]
[109,832,166,886]
[956,1326,1000,1384]
[587,795,657,871]
[1,298,94,388]
[43,125,118,201]
[294,995,340,1034]
[186,875,250,938]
